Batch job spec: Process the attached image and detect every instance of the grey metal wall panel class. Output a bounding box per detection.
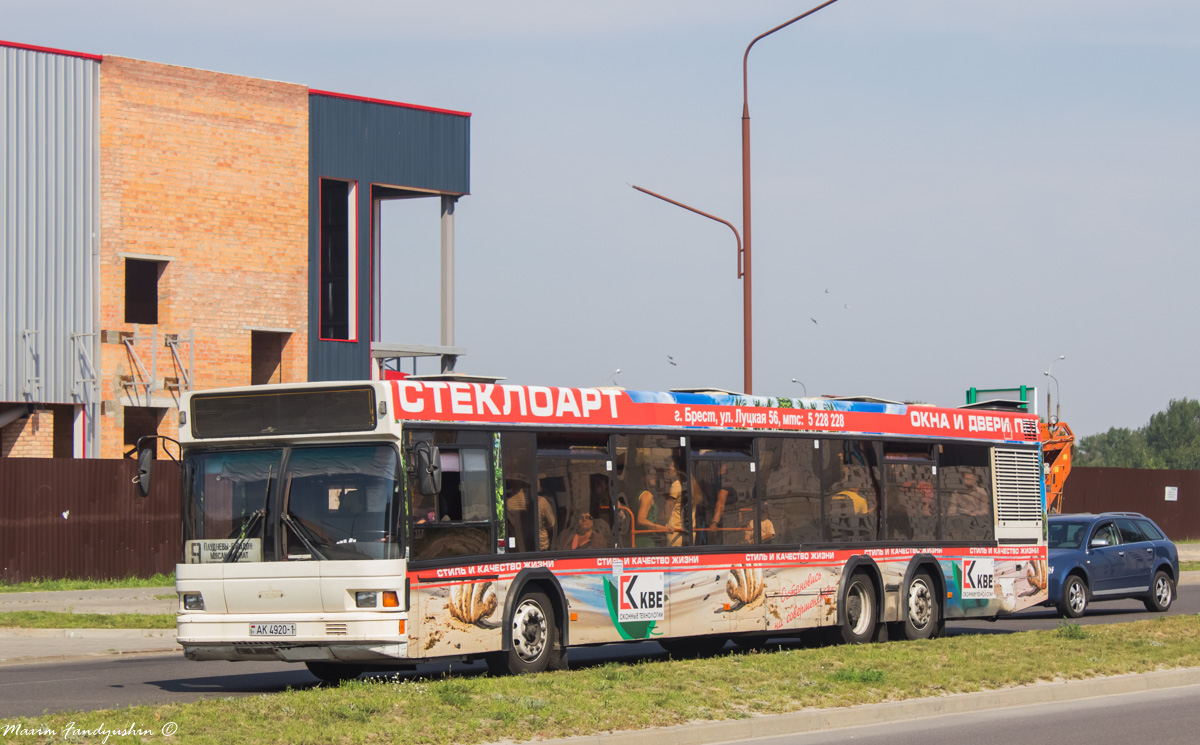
[0,46,100,410]
[307,94,470,381]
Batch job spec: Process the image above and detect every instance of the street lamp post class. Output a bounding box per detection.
[791,378,807,397]
[742,0,842,395]
[1044,355,1065,422]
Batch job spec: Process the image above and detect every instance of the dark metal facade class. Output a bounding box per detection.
[307,93,471,382]
[0,458,180,582]
[1064,467,1200,541]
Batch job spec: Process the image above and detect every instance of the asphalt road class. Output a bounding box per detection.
[2,591,1197,719]
[714,683,1200,745]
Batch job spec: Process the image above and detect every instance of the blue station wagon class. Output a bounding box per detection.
[1047,512,1179,618]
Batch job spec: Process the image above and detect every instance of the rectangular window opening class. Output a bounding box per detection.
[319,178,358,341]
[251,331,290,385]
[125,259,163,324]
[123,406,166,456]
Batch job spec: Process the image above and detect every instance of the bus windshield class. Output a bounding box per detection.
[183,445,403,562]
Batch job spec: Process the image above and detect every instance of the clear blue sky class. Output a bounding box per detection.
[6,1,1198,437]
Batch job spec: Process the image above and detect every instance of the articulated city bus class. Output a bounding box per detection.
[156,380,1047,682]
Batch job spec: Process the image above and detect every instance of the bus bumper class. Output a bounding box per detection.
[178,614,409,663]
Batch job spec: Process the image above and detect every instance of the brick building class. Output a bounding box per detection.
[1,40,470,459]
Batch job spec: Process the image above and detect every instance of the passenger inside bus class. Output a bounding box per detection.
[828,451,878,541]
[663,456,689,547]
[557,511,612,550]
[634,464,669,547]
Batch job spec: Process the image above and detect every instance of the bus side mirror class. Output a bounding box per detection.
[135,446,155,498]
[414,442,442,496]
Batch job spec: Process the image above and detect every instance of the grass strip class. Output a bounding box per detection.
[0,573,175,593]
[9,615,1200,745]
[1180,561,1200,572]
[0,611,176,629]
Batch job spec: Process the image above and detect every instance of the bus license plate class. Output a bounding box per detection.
[249,623,296,636]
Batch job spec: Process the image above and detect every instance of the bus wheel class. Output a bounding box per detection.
[837,573,878,645]
[305,661,364,684]
[491,591,557,675]
[893,571,939,641]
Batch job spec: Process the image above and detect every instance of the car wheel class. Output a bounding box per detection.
[837,572,878,644]
[1058,574,1088,618]
[488,591,558,675]
[304,662,364,684]
[1144,570,1174,612]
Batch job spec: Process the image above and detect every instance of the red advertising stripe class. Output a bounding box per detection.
[389,382,1039,442]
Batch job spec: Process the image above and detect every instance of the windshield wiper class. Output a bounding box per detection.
[225,509,266,563]
[281,513,327,561]
[224,465,272,564]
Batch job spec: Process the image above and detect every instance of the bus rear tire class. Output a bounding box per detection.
[489,590,558,675]
[890,571,939,641]
[305,661,364,684]
[836,572,878,645]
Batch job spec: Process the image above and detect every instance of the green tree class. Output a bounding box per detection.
[1076,398,1200,469]
[1143,398,1200,470]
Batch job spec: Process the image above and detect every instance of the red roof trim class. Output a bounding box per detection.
[308,89,471,118]
[0,39,102,62]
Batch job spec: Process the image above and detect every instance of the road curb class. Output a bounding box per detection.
[0,628,175,639]
[0,649,182,668]
[526,668,1200,745]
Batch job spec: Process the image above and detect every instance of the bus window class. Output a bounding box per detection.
[823,440,880,542]
[537,432,612,552]
[692,459,755,546]
[408,430,494,561]
[501,432,537,553]
[756,437,821,545]
[615,434,687,549]
[883,443,937,542]
[540,460,613,551]
[940,444,993,542]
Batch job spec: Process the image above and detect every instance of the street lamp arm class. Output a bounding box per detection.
[632,185,744,278]
[742,0,841,115]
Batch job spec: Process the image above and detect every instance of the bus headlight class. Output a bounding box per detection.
[355,591,378,608]
[182,593,205,611]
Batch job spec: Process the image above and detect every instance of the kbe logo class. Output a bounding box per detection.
[617,572,666,622]
[962,558,995,599]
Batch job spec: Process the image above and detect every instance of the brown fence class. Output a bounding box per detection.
[1063,467,1200,541]
[0,457,181,583]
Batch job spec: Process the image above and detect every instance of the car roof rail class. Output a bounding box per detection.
[1100,511,1146,518]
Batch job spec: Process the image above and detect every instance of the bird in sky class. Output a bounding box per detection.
[810,318,818,325]
[667,355,677,366]
[824,288,830,294]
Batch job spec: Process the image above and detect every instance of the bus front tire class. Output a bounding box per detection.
[305,661,364,684]
[836,573,878,645]
[488,590,558,675]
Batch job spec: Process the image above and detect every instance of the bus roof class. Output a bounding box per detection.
[387,380,1042,444]
[179,380,1041,445]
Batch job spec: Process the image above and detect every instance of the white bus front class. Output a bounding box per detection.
[174,385,410,681]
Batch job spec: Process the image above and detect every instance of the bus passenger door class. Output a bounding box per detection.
[692,457,764,636]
